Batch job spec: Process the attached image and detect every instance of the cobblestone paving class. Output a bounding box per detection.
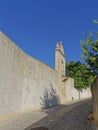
[25,99,96,130]
[0,99,96,130]
[0,111,47,130]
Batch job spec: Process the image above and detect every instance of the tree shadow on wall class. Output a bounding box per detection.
[40,83,59,109]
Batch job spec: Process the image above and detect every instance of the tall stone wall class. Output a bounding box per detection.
[57,77,91,104]
[0,32,59,120]
[65,78,91,102]
[65,78,79,101]
[91,76,98,127]
[0,32,92,121]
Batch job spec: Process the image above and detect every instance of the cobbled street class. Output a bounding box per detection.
[0,99,96,130]
[25,99,96,130]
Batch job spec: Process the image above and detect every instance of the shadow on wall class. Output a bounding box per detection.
[40,83,59,109]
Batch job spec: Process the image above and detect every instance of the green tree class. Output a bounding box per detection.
[81,32,98,76]
[93,19,98,24]
[66,61,93,89]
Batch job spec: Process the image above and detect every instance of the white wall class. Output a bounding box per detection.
[80,88,91,99]
[0,31,92,120]
[65,78,79,101]
[0,32,59,119]
[65,78,91,102]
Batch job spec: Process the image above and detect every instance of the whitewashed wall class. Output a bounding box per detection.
[0,31,92,121]
[65,78,91,102]
[0,32,59,120]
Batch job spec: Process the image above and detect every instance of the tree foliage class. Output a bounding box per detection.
[81,32,98,76]
[66,61,93,89]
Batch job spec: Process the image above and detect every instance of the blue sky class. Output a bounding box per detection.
[0,0,98,68]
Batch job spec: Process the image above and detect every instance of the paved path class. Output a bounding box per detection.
[0,99,96,130]
[0,110,47,130]
[25,99,96,130]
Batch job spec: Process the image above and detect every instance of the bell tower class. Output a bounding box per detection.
[55,41,66,78]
